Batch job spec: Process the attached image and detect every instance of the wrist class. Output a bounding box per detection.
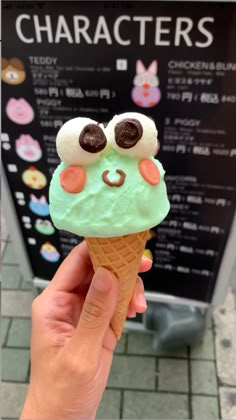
[20,389,57,420]
[20,395,43,420]
[20,388,97,420]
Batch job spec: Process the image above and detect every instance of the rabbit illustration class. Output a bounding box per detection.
[131,60,161,108]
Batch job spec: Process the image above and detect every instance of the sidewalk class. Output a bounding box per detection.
[1,216,236,419]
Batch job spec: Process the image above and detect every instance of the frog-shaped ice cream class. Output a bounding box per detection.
[49,112,170,338]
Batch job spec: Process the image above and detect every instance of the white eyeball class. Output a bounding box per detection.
[56,117,107,166]
[149,75,159,87]
[133,74,145,87]
[105,112,158,158]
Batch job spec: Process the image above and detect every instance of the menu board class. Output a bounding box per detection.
[2,1,236,302]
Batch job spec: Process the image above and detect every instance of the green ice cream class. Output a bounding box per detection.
[49,113,170,237]
[50,149,169,237]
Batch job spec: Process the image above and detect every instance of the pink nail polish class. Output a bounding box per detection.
[128,310,136,318]
[137,293,147,308]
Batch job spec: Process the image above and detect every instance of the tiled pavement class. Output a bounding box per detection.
[213,286,236,419]
[1,215,236,419]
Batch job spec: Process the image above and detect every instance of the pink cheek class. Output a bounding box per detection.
[60,165,87,194]
[138,159,160,185]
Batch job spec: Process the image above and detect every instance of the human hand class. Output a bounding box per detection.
[21,241,152,420]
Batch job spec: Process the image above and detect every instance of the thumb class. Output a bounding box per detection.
[72,267,118,353]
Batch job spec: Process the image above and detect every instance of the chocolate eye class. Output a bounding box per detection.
[115,119,143,149]
[79,124,107,153]
[106,113,158,158]
[56,117,107,166]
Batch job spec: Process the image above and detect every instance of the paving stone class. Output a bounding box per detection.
[215,327,236,387]
[1,240,7,256]
[3,241,19,264]
[214,287,236,318]
[1,317,11,346]
[96,389,121,419]
[1,213,9,241]
[205,315,214,329]
[214,289,236,386]
[108,355,156,390]
[127,332,156,354]
[220,386,236,420]
[127,332,187,357]
[2,291,33,317]
[123,391,189,419]
[192,395,219,419]
[7,318,31,348]
[230,261,236,291]
[158,358,189,392]
[1,265,22,289]
[115,333,126,354]
[191,360,218,395]
[157,346,188,358]
[20,279,34,290]
[2,382,29,418]
[190,328,215,360]
[2,348,30,381]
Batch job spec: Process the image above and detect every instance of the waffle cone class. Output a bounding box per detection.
[86,230,149,339]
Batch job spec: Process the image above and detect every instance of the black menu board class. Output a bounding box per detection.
[2,1,236,302]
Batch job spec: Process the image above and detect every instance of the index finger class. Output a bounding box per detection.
[50,242,152,293]
[49,240,92,292]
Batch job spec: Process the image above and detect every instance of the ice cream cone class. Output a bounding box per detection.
[86,230,149,339]
[50,113,170,340]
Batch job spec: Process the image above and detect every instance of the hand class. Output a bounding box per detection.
[21,241,152,420]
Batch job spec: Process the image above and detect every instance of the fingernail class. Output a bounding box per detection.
[137,293,147,308]
[93,267,113,292]
[143,256,153,263]
[128,310,136,318]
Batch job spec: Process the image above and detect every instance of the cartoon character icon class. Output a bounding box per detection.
[35,219,55,235]
[16,135,42,162]
[22,166,47,189]
[6,98,34,125]
[131,60,161,108]
[1,58,26,85]
[40,242,60,262]
[29,194,49,216]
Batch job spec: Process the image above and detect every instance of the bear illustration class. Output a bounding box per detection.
[2,58,26,85]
